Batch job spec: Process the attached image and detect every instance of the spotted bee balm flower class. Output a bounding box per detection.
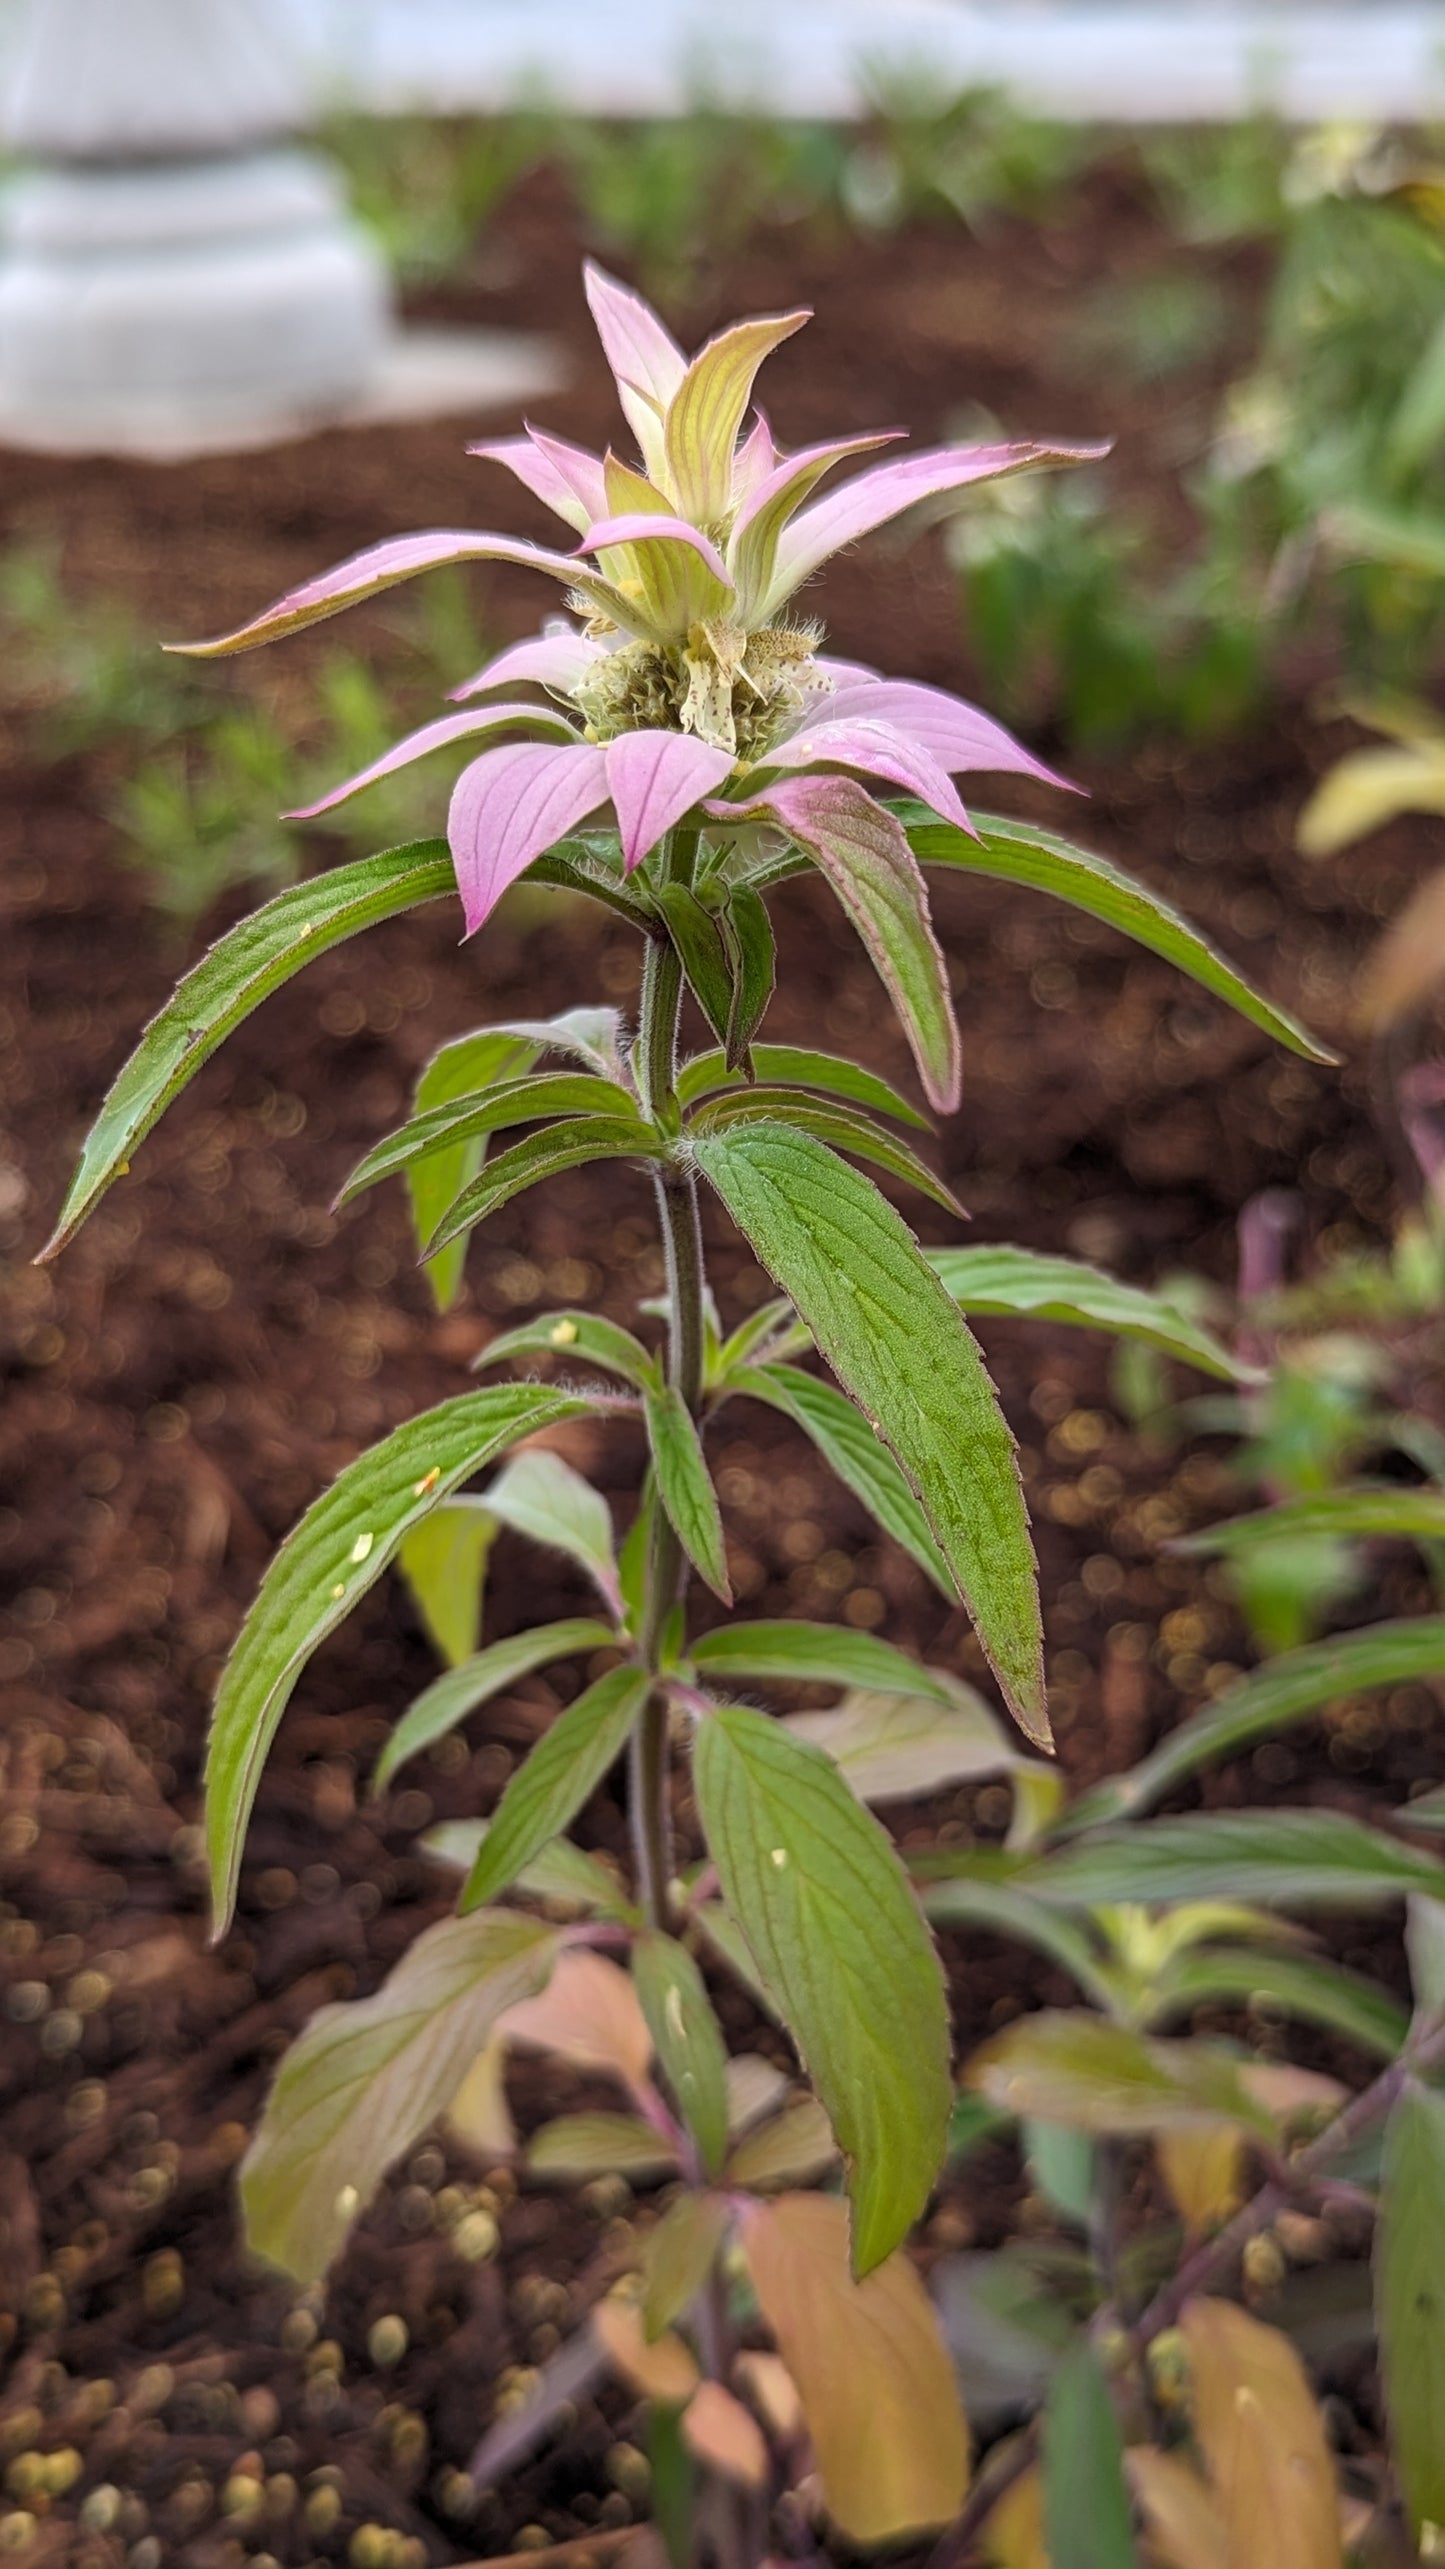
[180,263,1099,1110]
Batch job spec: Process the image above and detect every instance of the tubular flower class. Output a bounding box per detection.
[176,263,1100,1101]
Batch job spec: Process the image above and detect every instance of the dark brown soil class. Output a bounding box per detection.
[1,159,1441,2568]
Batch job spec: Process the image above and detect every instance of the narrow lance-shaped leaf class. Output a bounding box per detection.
[1180,2300,1343,2569]
[205,1383,588,1932]
[1152,1945,1409,2060]
[689,1619,956,1704]
[965,2012,1277,2139]
[783,1681,1027,1806]
[732,1362,951,1591]
[342,1071,640,1206]
[642,2193,732,2340]
[426,1116,663,1257]
[422,1817,632,1918]
[1178,1488,1445,1553]
[928,1245,1247,1382]
[459,1664,651,1912]
[1064,1619,1445,1833]
[632,1931,732,2178]
[693,1701,952,2274]
[1377,2078,1445,2542]
[42,840,454,1258]
[907,812,1334,1063]
[484,1447,624,1620]
[477,1308,662,1392]
[676,1042,928,1127]
[696,1124,1045,1742]
[720,880,775,1068]
[724,776,960,1112]
[645,1385,732,1602]
[1041,2340,1139,2569]
[406,1029,540,1310]
[241,1910,557,2281]
[693,1089,963,1215]
[1025,1810,1445,1910]
[741,2193,970,2542]
[372,1616,616,1794]
[396,1498,493,1668]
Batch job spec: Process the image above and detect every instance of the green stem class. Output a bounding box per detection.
[630,830,705,1932]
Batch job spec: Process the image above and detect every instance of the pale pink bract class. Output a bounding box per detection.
[175,261,1101,1050]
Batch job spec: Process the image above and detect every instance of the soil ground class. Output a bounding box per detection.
[1,159,1441,2567]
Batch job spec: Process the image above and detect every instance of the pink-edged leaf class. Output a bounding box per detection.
[579,513,735,636]
[714,773,960,1111]
[467,430,609,534]
[765,437,1109,611]
[450,623,604,703]
[605,730,736,871]
[731,410,778,505]
[819,679,1075,789]
[760,715,974,836]
[663,309,810,524]
[580,514,731,583]
[170,528,653,657]
[449,740,610,935]
[584,260,688,478]
[728,431,903,617]
[288,702,578,820]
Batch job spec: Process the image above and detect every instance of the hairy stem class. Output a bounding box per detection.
[630,830,705,1932]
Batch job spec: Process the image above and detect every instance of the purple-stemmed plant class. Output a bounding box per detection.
[43,266,1331,2552]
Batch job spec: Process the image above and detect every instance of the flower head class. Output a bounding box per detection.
[176,264,1100,1104]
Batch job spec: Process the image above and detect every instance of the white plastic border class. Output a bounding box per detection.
[282,0,1445,125]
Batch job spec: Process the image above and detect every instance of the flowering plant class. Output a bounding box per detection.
[45,265,1337,2553]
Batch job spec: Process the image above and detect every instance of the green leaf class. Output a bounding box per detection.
[420,1816,633,1916]
[690,1620,956,1703]
[341,1071,639,1207]
[1377,2079,1445,2542]
[928,1244,1248,1382]
[906,811,1334,1063]
[428,1117,665,1256]
[396,1498,494,1668]
[692,1701,951,2274]
[406,1028,540,1311]
[782,1679,1027,1804]
[723,2097,838,2189]
[43,838,454,1258]
[1065,1619,1445,1833]
[1026,2122,1096,2229]
[733,1364,950,1591]
[645,1385,731,1602]
[1152,1946,1409,2060]
[476,1308,661,1391]
[966,2012,1276,2139]
[656,879,736,1044]
[205,1382,587,1931]
[483,1447,623,1619]
[1042,2340,1139,2569]
[1399,1786,1445,1834]
[459,1663,651,1911]
[526,2112,680,2180]
[751,778,959,1111]
[1407,1894,1445,2018]
[719,880,776,1067]
[240,1908,556,2280]
[921,1881,1120,2013]
[696,1124,1045,1743]
[676,1043,927,1128]
[372,1616,616,1794]
[632,1931,732,2177]
[642,2191,731,2338]
[617,1475,657,1638]
[1178,1489,1445,1553]
[692,1089,962,1215]
[1027,1811,1445,1910]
